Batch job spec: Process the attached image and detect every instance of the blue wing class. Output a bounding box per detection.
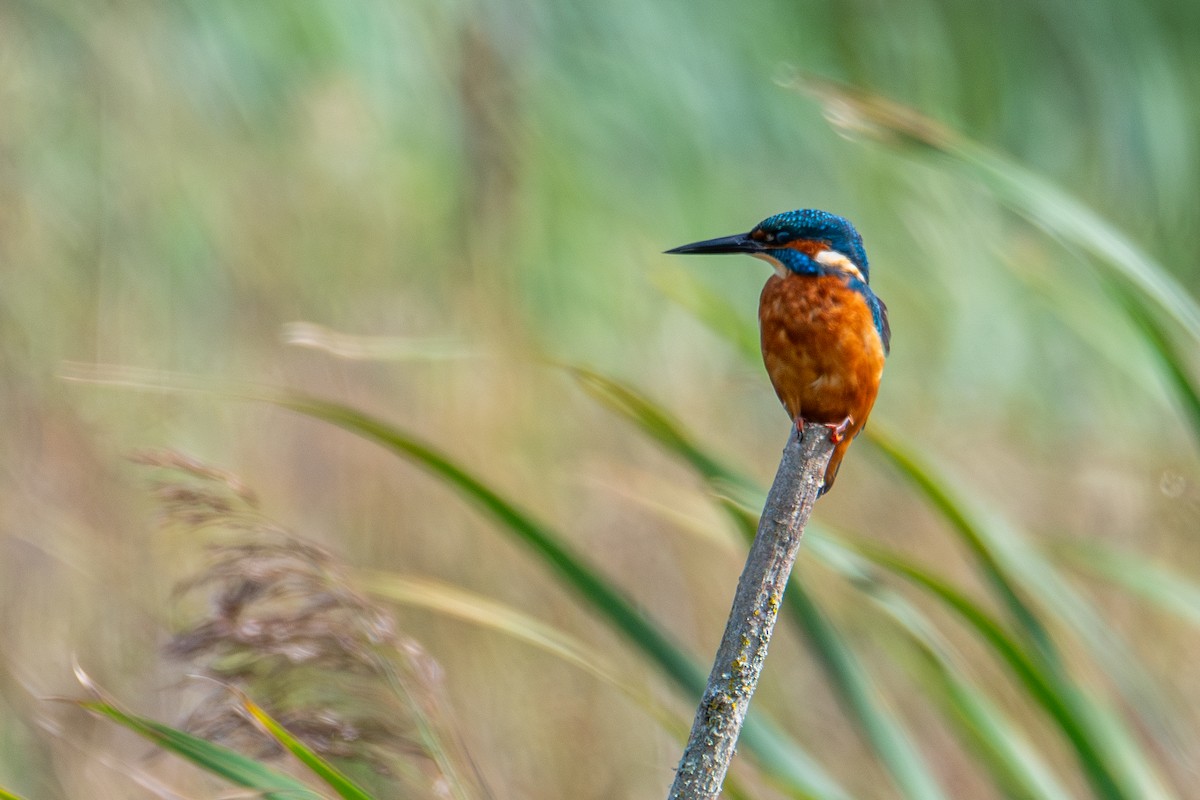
[876,295,891,356]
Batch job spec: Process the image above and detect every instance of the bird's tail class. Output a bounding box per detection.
[818,440,850,496]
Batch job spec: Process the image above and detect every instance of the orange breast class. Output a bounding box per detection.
[758,272,886,490]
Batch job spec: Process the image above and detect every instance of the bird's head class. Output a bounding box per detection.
[666,209,871,283]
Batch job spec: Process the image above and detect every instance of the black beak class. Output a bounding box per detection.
[664,232,763,256]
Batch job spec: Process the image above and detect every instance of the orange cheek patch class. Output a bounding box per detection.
[784,239,829,258]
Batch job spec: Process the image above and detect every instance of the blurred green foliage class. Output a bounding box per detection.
[2,0,1199,798]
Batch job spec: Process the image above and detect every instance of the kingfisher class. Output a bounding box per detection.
[667,209,889,494]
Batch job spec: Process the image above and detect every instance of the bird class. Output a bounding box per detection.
[666,209,889,494]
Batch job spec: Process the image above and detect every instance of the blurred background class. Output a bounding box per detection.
[3,0,1199,798]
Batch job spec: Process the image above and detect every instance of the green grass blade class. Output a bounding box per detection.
[866,422,1185,768]
[79,700,324,799]
[911,635,1076,800]
[864,424,1058,661]
[1050,541,1200,627]
[783,585,949,800]
[573,369,951,800]
[359,572,757,800]
[361,571,686,734]
[793,75,1200,346]
[274,392,703,690]
[1105,279,1200,445]
[907,637,1074,800]
[927,668,1072,800]
[647,263,762,363]
[0,787,29,800]
[272,392,850,800]
[843,541,1152,800]
[281,322,478,362]
[806,533,1075,800]
[569,366,759,498]
[239,693,373,800]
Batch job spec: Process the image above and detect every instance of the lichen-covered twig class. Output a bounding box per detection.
[667,427,834,799]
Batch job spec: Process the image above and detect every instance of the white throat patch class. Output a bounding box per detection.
[752,248,866,281]
[752,252,789,277]
[815,249,865,282]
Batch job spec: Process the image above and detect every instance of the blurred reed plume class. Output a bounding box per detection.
[131,448,481,799]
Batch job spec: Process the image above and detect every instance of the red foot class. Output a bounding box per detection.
[822,416,853,444]
[794,416,853,443]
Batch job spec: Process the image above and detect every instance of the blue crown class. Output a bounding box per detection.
[756,209,871,282]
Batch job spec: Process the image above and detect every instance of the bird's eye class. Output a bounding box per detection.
[773,231,791,244]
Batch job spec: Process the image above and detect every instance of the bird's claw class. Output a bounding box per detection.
[794,416,853,444]
[823,416,853,444]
